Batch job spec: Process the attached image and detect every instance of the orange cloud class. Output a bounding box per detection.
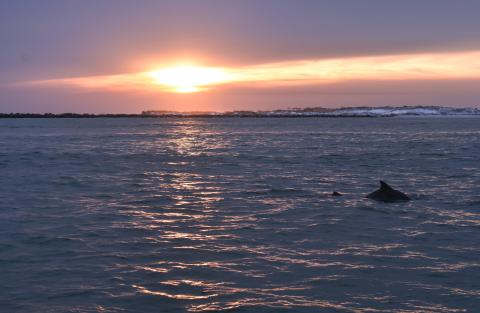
[18,50,480,93]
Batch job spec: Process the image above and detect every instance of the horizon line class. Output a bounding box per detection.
[1,105,480,116]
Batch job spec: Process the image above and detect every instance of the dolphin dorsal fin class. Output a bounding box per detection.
[380,181,393,190]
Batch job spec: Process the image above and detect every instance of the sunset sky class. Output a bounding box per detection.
[1,0,480,113]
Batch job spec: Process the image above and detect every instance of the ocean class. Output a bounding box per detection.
[1,117,479,312]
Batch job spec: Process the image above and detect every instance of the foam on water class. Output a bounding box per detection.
[0,117,479,312]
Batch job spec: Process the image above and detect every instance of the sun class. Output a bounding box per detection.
[148,66,231,93]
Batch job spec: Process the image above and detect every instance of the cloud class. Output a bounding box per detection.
[15,50,480,94]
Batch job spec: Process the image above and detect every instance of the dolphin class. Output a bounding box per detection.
[366,181,410,202]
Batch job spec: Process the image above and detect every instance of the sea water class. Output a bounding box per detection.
[0,117,479,312]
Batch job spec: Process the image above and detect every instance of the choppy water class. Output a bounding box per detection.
[1,117,479,313]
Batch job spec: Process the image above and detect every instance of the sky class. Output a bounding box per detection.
[1,0,480,113]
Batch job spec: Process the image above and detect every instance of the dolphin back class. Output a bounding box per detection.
[367,181,410,202]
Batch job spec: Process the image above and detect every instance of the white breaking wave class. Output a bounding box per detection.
[328,106,480,117]
[255,106,480,117]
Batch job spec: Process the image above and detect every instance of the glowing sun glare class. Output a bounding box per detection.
[148,66,231,93]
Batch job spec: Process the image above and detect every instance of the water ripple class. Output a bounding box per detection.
[0,117,479,312]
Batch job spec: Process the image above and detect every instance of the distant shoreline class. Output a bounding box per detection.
[0,113,379,118]
[1,106,480,118]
